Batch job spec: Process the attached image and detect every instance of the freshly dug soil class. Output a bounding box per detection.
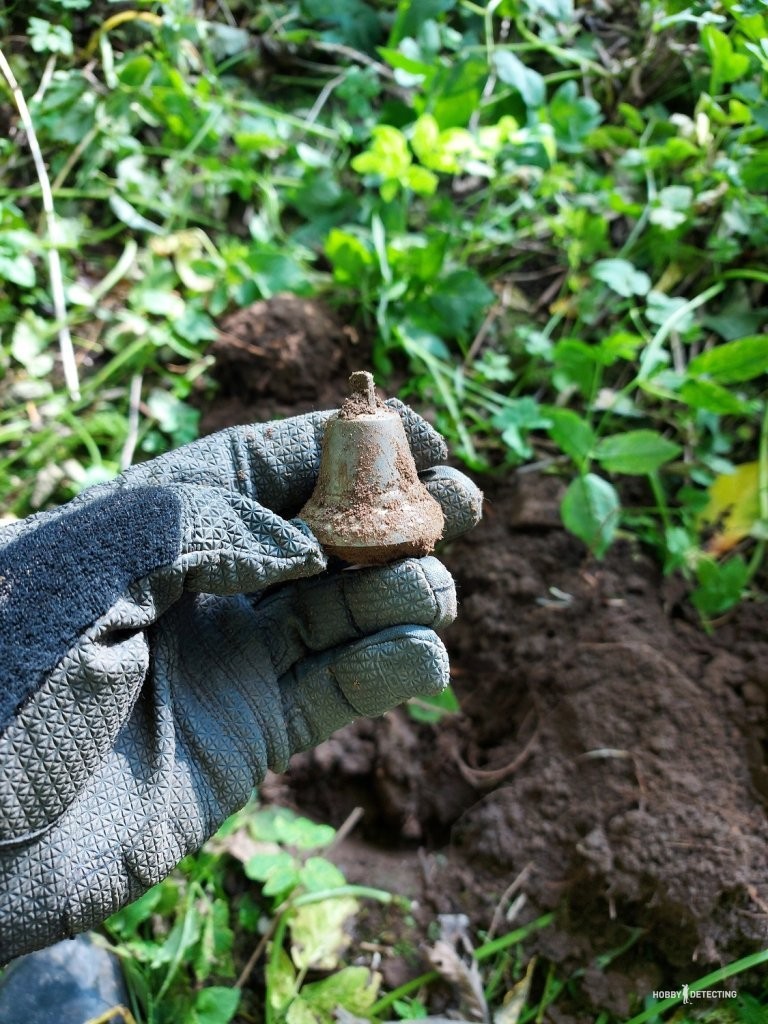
[202,295,768,1020]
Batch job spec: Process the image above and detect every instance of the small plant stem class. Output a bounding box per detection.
[235,914,278,990]
[647,471,672,537]
[324,805,364,856]
[284,884,409,911]
[265,912,290,1024]
[0,45,80,401]
[637,282,725,383]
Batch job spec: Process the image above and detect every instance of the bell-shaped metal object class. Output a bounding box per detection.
[299,371,445,565]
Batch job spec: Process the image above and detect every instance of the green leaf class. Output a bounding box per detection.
[300,966,381,1014]
[109,195,163,234]
[492,50,545,108]
[548,80,602,152]
[146,390,200,447]
[594,430,681,475]
[351,125,411,181]
[290,896,359,970]
[429,269,494,340]
[679,378,754,414]
[560,474,620,557]
[592,258,651,298]
[11,314,54,378]
[325,229,375,284]
[0,250,36,288]
[301,0,382,51]
[244,850,297,883]
[285,998,322,1024]
[701,25,751,94]
[552,339,601,398]
[547,408,595,469]
[246,250,312,298]
[492,397,552,459]
[687,335,768,383]
[407,685,460,723]
[404,164,439,195]
[299,857,347,892]
[192,987,240,1024]
[28,17,74,56]
[691,556,749,617]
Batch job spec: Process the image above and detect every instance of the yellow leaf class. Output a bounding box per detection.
[494,957,537,1024]
[699,461,760,554]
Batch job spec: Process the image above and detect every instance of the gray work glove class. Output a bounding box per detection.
[0,401,482,962]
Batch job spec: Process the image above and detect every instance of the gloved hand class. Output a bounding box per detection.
[0,401,482,962]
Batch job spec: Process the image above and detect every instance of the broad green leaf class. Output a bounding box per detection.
[701,25,751,94]
[28,17,73,55]
[192,987,240,1024]
[552,339,601,398]
[547,408,595,469]
[268,946,297,1012]
[109,195,162,234]
[244,849,297,883]
[560,473,620,556]
[492,397,552,459]
[687,335,768,383]
[301,0,381,51]
[0,250,35,288]
[429,269,494,340]
[407,685,460,723]
[351,125,411,181]
[679,378,754,414]
[325,229,375,284]
[299,857,347,892]
[404,164,439,195]
[377,46,434,78]
[548,80,602,152]
[594,430,681,475]
[691,555,749,617]
[698,462,761,555]
[11,315,54,378]
[300,966,381,1013]
[285,998,322,1024]
[290,895,359,970]
[598,331,644,365]
[492,50,545,108]
[592,258,651,298]
[247,250,312,298]
[146,390,200,447]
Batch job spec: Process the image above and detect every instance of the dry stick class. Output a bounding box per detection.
[0,45,80,401]
[120,372,143,470]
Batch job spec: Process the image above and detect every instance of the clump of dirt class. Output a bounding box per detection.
[204,295,768,1019]
[201,293,368,431]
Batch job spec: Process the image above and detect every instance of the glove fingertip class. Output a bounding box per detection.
[385,398,448,469]
[334,626,449,717]
[421,466,484,540]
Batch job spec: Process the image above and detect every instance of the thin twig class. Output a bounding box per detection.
[120,373,143,470]
[325,805,365,856]
[235,916,279,990]
[486,862,533,942]
[0,45,80,400]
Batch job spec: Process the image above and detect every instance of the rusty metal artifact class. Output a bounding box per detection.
[299,371,445,565]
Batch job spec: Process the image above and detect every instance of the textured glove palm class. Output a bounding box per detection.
[0,402,482,961]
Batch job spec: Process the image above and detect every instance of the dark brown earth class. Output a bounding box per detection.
[202,295,768,1020]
